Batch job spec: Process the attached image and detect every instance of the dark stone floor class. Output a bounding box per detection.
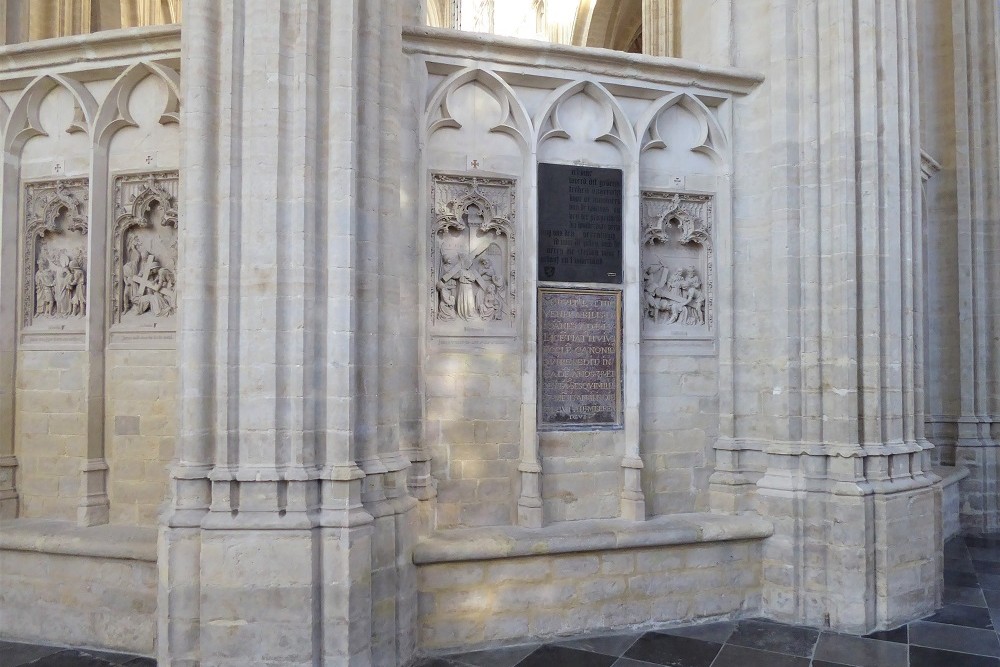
[416,534,1000,667]
[3,534,999,666]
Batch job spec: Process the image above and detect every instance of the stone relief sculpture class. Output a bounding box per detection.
[641,191,714,337]
[429,173,516,333]
[21,178,90,330]
[110,172,179,329]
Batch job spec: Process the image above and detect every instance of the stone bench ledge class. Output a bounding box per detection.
[0,518,157,562]
[934,464,970,487]
[414,512,773,564]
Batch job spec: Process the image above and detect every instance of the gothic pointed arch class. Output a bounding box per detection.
[3,74,98,155]
[635,92,729,167]
[424,66,532,149]
[94,61,181,146]
[534,79,637,158]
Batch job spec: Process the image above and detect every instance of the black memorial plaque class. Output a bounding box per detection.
[537,163,623,284]
[538,288,622,428]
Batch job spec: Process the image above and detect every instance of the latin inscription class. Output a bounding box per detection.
[539,288,622,428]
[538,163,623,284]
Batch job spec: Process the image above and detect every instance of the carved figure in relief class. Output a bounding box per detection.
[476,255,505,321]
[430,176,516,330]
[68,258,87,316]
[436,279,457,320]
[683,266,706,325]
[643,264,707,326]
[435,231,504,323]
[34,257,56,316]
[121,236,175,317]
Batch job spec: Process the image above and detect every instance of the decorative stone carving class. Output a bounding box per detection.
[110,171,179,330]
[429,173,516,334]
[641,191,713,338]
[21,178,90,330]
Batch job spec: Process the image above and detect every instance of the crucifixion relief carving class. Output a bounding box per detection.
[429,173,516,334]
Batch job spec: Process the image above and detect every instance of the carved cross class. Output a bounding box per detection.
[470,159,480,169]
[130,274,174,300]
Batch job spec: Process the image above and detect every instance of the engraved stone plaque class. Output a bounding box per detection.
[537,163,622,284]
[538,288,622,428]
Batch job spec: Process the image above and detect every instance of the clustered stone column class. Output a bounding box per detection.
[719,0,942,633]
[159,2,417,665]
[946,0,1000,534]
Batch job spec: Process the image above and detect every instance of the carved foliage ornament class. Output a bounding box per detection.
[641,191,714,337]
[110,171,179,328]
[21,178,90,329]
[429,173,516,334]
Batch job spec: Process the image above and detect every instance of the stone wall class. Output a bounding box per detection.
[415,515,771,652]
[0,520,157,655]
[0,28,181,527]
[405,27,756,530]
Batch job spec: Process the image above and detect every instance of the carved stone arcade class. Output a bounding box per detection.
[429,173,516,334]
[110,171,179,331]
[641,191,713,338]
[21,178,90,331]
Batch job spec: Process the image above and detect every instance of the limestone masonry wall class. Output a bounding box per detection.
[418,539,763,652]
[15,350,87,520]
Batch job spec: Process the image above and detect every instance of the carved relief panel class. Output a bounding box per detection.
[109,171,179,342]
[20,178,90,345]
[429,173,516,336]
[641,191,714,339]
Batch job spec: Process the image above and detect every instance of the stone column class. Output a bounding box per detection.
[1,0,30,44]
[728,0,941,633]
[641,0,676,57]
[947,0,1000,534]
[159,2,416,665]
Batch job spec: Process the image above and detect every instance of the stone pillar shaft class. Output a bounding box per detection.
[161,1,416,665]
[729,0,941,633]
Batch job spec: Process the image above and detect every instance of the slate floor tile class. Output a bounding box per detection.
[983,589,1000,609]
[947,541,972,558]
[516,645,617,667]
[923,603,995,629]
[974,561,1000,575]
[21,650,116,666]
[949,558,978,573]
[120,660,155,667]
[76,649,141,665]
[414,659,467,667]
[908,620,1000,658]
[448,644,538,667]
[979,574,1000,591]
[553,633,640,657]
[610,659,661,667]
[811,662,855,667]
[812,632,908,667]
[969,548,1000,563]
[656,621,735,644]
[707,644,808,667]
[946,585,989,608]
[948,571,982,587]
[0,642,62,667]
[863,624,908,643]
[909,644,1000,667]
[725,619,819,657]
[621,633,721,667]
[966,537,1000,549]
